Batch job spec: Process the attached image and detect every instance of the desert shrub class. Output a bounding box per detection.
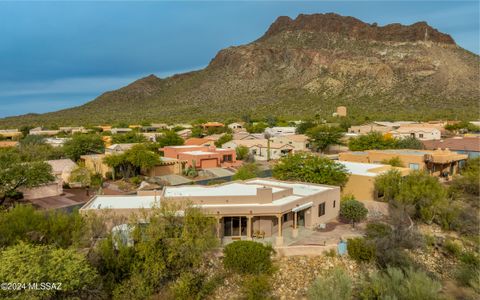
[0,242,99,299]
[307,267,352,300]
[241,274,272,300]
[170,272,221,300]
[365,222,392,240]
[360,267,442,300]
[223,241,274,275]
[339,198,368,227]
[324,248,337,257]
[347,237,376,263]
[129,176,142,186]
[455,251,480,292]
[443,238,462,257]
[233,163,260,180]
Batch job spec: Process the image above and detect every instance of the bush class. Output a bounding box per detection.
[223,241,274,275]
[360,267,442,300]
[347,237,376,263]
[170,272,221,300]
[129,176,142,186]
[241,274,271,300]
[339,198,368,227]
[443,238,462,257]
[307,267,352,300]
[365,222,392,240]
[455,251,480,292]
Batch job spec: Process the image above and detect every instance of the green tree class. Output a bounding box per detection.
[0,205,96,248]
[110,204,218,299]
[375,170,446,224]
[63,134,105,161]
[348,132,396,151]
[246,122,268,134]
[449,157,480,199]
[20,134,46,145]
[69,165,92,187]
[296,120,316,134]
[396,171,446,224]
[214,133,233,147]
[190,126,204,138]
[111,132,147,144]
[0,151,54,205]
[395,136,423,149]
[381,156,404,167]
[104,144,160,179]
[235,145,250,161]
[307,267,352,300]
[273,153,349,187]
[339,198,368,227]
[306,125,345,153]
[233,163,260,180]
[374,169,403,202]
[158,130,184,148]
[0,242,99,299]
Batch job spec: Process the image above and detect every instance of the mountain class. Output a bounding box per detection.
[1,13,479,127]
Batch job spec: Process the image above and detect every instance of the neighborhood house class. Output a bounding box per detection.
[80,178,340,246]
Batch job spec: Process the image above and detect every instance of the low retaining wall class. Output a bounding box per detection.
[275,244,337,257]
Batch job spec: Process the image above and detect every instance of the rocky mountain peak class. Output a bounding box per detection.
[259,13,455,44]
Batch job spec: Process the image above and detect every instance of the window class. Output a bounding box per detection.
[223,154,232,162]
[333,200,336,208]
[409,163,420,170]
[419,134,424,138]
[318,203,326,217]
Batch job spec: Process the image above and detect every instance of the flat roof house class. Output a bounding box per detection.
[338,161,410,201]
[162,145,238,169]
[389,127,441,141]
[339,149,467,178]
[222,139,295,161]
[80,178,340,246]
[265,127,296,137]
[0,129,22,140]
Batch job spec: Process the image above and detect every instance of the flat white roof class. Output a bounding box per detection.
[338,161,386,177]
[164,183,283,197]
[83,195,159,209]
[166,145,203,148]
[247,179,333,196]
[182,151,216,155]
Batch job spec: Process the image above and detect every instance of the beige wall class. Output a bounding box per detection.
[21,182,62,200]
[342,174,377,201]
[145,163,182,177]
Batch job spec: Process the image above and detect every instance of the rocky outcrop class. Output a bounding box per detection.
[259,13,455,44]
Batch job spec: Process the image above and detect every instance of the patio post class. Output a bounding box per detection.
[292,211,298,238]
[215,217,221,240]
[246,216,252,240]
[276,214,284,246]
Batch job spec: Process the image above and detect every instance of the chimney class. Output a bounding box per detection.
[256,186,273,203]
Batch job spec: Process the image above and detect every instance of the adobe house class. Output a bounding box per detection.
[222,139,295,161]
[339,149,467,177]
[338,161,411,201]
[161,145,238,169]
[80,178,340,246]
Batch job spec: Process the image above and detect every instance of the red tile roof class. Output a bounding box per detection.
[422,137,480,152]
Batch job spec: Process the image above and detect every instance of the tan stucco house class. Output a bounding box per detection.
[339,149,467,177]
[338,161,410,201]
[80,178,340,246]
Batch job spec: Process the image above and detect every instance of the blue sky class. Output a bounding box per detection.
[0,1,478,118]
